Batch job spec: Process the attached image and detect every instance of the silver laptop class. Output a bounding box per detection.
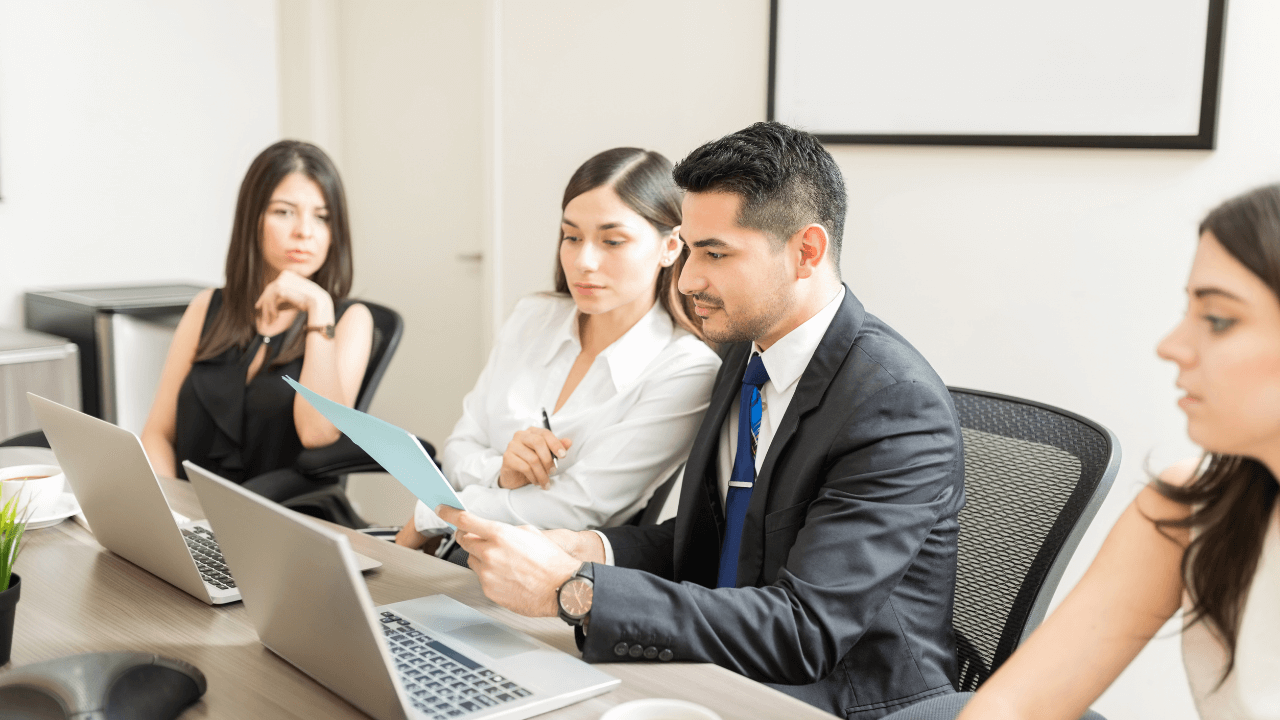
[184,460,619,720]
[27,393,379,606]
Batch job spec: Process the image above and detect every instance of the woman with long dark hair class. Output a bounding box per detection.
[886,184,1280,720]
[395,147,719,552]
[142,140,373,498]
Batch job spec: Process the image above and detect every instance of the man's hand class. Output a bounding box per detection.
[437,506,581,617]
[542,528,606,564]
[498,428,572,490]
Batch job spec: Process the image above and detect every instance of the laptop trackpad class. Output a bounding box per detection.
[448,622,538,659]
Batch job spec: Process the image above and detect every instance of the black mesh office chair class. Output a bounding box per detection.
[277,300,434,528]
[0,430,47,448]
[946,387,1120,692]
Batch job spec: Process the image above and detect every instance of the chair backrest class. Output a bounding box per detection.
[350,300,404,413]
[637,464,683,526]
[947,387,1120,691]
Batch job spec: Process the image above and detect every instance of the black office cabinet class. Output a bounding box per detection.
[24,284,204,431]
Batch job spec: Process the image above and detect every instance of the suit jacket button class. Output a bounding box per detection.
[614,642,629,656]
[643,647,658,659]
[658,649,674,662]
[628,644,644,658]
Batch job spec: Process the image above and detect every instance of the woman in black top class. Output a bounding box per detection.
[141,141,373,496]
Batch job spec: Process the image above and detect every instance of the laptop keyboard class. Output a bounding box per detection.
[380,611,531,718]
[181,526,237,590]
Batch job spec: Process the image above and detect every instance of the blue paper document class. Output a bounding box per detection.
[284,376,464,520]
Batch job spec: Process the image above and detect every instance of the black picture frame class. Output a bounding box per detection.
[767,0,1228,150]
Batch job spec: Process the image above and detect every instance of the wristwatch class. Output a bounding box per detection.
[306,323,335,339]
[557,562,594,628]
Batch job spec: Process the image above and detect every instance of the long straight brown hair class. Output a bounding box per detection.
[553,148,702,339]
[1153,183,1280,679]
[196,140,354,367]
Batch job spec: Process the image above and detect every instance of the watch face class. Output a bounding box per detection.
[560,577,593,618]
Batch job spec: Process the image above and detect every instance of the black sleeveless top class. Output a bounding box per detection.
[174,289,354,482]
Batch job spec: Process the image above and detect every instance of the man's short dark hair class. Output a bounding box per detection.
[672,121,847,265]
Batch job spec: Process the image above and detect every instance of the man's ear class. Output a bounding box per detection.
[794,224,829,279]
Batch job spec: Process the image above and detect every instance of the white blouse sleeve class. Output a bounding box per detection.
[451,349,720,531]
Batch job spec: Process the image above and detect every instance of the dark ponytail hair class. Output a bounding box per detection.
[553,148,702,339]
[1153,183,1280,679]
[196,140,353,366]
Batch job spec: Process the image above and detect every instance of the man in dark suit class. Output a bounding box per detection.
[438,122,965,719]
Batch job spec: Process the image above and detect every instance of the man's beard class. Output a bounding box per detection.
[692,273,795,345]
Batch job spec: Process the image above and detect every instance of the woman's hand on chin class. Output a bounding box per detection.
[255,269,334,326]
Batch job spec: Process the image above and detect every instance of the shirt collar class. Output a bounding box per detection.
[599,301,675,390]
[541,299,581,366]
[540,299,676,391]
[755,287,846,394]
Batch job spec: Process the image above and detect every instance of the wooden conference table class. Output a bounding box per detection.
[3,447,834,719]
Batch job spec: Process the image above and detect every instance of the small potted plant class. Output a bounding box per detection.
[0,494,32,666]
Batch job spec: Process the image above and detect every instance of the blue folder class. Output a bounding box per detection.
[284,376,464,523]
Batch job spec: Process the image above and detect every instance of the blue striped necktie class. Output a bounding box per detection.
[717,353,769,588]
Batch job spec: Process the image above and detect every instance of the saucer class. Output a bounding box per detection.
[25,492,81,530]
[599,699,723,720]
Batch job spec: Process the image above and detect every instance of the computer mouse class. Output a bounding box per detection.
[0,651,206,720]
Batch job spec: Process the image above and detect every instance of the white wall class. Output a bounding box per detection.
[0,1,280,327]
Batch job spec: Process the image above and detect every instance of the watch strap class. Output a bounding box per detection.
[305,323,336,339]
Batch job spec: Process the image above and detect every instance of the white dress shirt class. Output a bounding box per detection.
[594,287,845,564]
[414,293,721,534]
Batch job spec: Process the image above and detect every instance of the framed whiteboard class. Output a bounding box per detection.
[768,0,1227,149]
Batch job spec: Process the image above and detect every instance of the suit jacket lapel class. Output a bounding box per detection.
[734,287,865,586]
[673,342,749,583]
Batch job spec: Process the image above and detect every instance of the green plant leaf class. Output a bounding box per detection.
[0,493,34,592]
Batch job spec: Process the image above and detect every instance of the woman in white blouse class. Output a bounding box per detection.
[395,148,720,552]
[886,184,1280,720]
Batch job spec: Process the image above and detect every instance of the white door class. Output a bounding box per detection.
[279,1,490,525]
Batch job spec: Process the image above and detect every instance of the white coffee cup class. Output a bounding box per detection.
[0,464,65,519]
[599,699,723,720]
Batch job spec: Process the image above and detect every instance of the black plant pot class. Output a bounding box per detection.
[0,573,20,666]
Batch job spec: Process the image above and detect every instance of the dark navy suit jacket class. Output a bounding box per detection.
[584,287,966,719]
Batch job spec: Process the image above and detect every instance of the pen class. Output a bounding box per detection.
[541,408,558,469]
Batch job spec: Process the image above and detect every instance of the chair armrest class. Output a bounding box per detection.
[281,485,369,529]
[0,430,50,448]
[293,436,381,479]
[293,435,438,481]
